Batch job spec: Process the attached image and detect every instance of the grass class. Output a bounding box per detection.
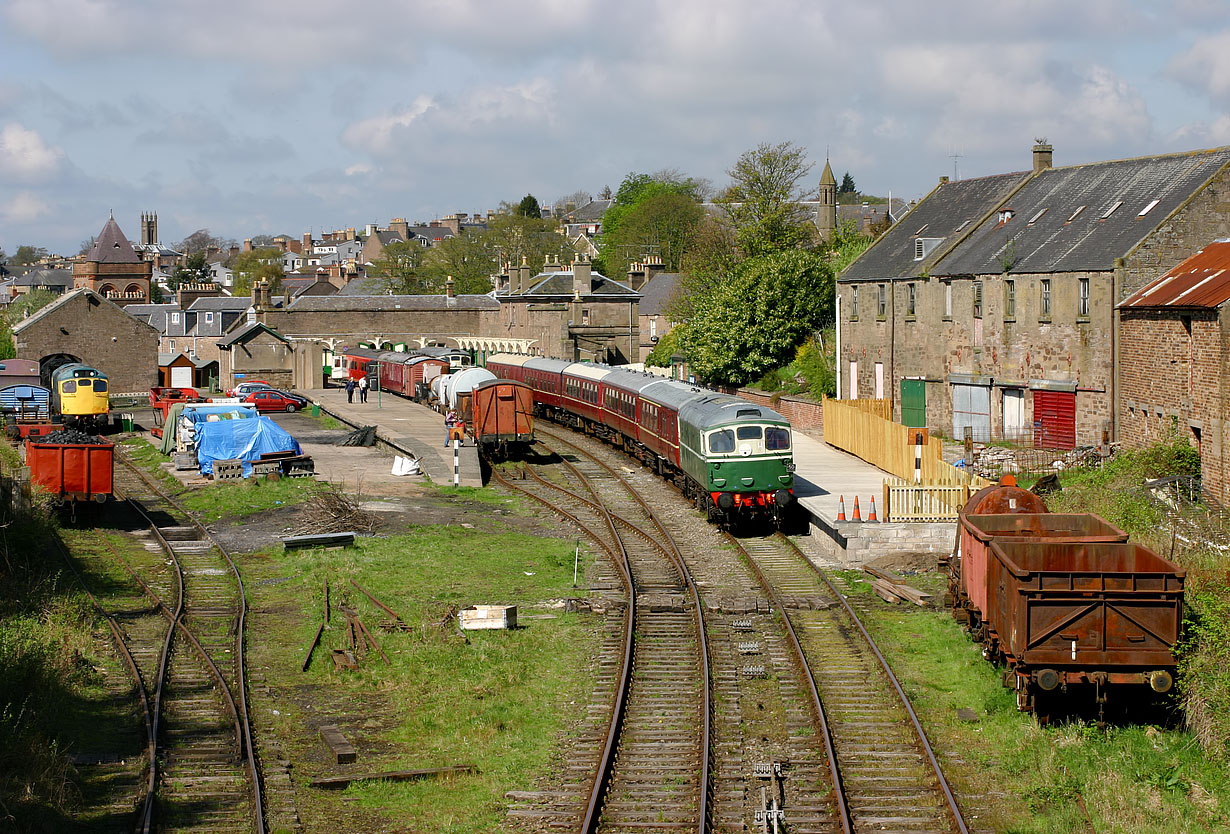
[117,436,327,522]
[843,569,1230,832]
[244,524,598,833]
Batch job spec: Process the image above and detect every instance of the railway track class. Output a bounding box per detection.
[495,434,709,832]
[507,423,976,834]
[734,533,970,834]
[62,452,270,833]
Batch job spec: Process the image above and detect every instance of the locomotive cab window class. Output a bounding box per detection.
[736,426,762,441]
[766,427,790,450]
[62,380,77,393]
[708,430,735,453]
[94,379,107,392]
[76,379,92,389]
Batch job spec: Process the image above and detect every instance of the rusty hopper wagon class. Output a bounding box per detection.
[950,476,1184,719]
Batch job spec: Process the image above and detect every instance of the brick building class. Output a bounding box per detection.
[12,288,159,395]
[1119,240,1230,502]
[72,215,151,306]
[839,143,1230,448]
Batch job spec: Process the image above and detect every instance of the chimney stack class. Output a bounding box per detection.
[446,275,455,300]
[302,232,312,253]
[243,238,253,253]
[572,254,592,297]
[1032,140,1053,173]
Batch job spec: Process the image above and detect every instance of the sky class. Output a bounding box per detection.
[3,0,1230,257]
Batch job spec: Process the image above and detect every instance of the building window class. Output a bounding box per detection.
[877,284,887,319]
[171,312,180,324]
[1078,277,1090,318]
[850,287,859,320]
[972,281,983,318]
[205,312,214,323]
[1004,280,1015,319]
[1040,279,1051,318]
[944,283,952,319]
[906,283,916,318]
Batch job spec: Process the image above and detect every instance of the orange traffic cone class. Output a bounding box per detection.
[837,495,847,522]
[868,496,879,523]
[852,495,862,522]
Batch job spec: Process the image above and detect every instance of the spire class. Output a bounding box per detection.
[820,158,836,186]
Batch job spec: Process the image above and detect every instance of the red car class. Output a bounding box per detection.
[244,389,309,412]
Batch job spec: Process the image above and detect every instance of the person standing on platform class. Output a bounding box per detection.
[444,409,458,447]
[345,377,356,403]
[358,375,369,403]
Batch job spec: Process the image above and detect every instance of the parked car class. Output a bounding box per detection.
[244,389,309,413]
[228,380,272,398]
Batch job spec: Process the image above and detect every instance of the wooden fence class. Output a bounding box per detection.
[822,397,990,521]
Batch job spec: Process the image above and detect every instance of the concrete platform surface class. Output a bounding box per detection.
[791,431,890,526]
[299,387,483,488]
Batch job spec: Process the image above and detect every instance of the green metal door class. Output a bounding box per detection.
[901,379,926,427]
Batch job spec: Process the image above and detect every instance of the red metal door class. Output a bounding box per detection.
[1032,390,1076,450]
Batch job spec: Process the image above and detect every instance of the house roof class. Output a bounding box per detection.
[124,302,179,331]
[510,269,639,298]
[638,273,681,316]
[841,173,1030,281]
[11,288,158,335]
[1119,239,1230,309]
[337,276,388,296]
[287,293,500,312]
[563,198,612,223]
[85,216,141,264]
[937,147,1230,276]
[187,296,252,312]
[218,321,291,348]
[14,268,74,288]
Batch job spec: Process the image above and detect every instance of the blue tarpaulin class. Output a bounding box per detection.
[196,415,302,476]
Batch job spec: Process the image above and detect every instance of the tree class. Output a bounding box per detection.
[250,234,277,247]
[232,247,284,296]
[515,194,541,218]
[421,234,501,294]
[11,245,48,266]
[720,141,814,257]
[370,241,429,294]
[678,249,834,386]
[0,290,57,360]
[839,172,856,195]
[171,252,212,289]
[78,237,97,256]
[552,191,593,217]
[177,229,235,256]
[482,212,573,275]
[598,171,705,278]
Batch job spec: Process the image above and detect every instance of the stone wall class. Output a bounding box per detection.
[1119,308,1228,502]
[13,291,159,395]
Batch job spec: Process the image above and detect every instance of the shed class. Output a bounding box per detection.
[0,358,41,388]
[158,352,198,389]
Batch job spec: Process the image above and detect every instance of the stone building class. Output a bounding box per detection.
[839,143,1230,448]
[72,215,152,306]
[12,288,159,395]
[217,322,296,392]
[1119,240,1230,502]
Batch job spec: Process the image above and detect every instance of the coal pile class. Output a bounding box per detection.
[35,429,109,445]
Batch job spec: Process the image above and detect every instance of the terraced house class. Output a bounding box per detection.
[839,142,1230,449]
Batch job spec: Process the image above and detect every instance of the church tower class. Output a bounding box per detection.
[818,158,838,242]
[72,214,152,306]
[141,211,158,246]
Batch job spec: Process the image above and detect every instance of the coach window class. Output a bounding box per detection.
[708,429,735,453]
[766,427,791,450]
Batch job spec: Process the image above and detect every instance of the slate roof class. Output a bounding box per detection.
[337,277,389,295]
[937,147,1230,276]
[1119,239,1230,309]
[85,216,141,264]
[638,273,681,316]
[564,199,612,223]
[841,173,1030,281]
[509,269,639,298]
[187,296,252,312]
[13,268,74,288]
[287,294,499,312]
[217,321,291,348]
[124,302,179,331]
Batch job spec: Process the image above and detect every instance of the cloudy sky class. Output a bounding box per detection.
[2,0,1230,256]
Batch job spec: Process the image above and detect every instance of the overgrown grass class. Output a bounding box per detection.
[245,525,598,832]
[844,570,1230,832]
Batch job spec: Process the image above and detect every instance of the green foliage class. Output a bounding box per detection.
[515,194,541,217]
[645,325,682,368]
[171,251,212,289]
[720,141,814,257]
[232,247,285,296]
[599,172,705,279]
[10,245,48,266]
[747,333,836,397]
[839,172,856,194]
[371,240,429,294]
[0,290,58,360]
[420,233,497,294]
[680,249,834,386]
[482,212,574,277]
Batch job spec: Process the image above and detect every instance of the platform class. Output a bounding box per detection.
[791,431,955,561]
[300,387,484,488]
